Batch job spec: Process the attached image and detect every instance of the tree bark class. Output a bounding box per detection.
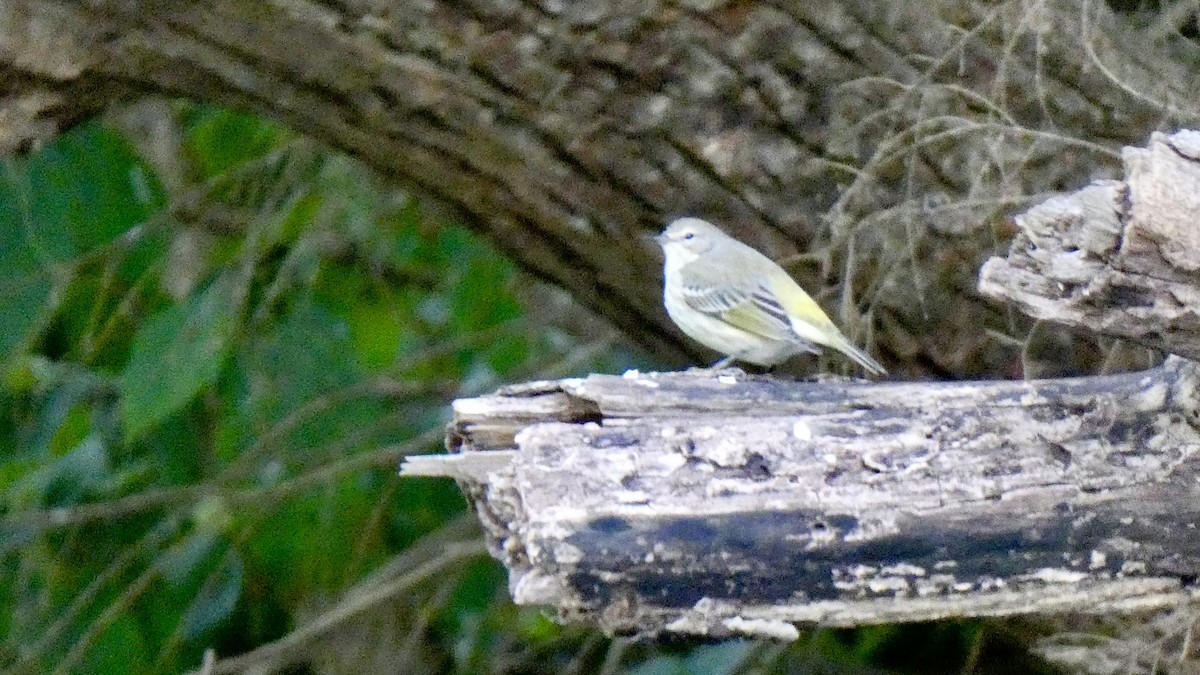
[980,130,1200,360]
[3,0,1199,371]
[408,357,1200,638]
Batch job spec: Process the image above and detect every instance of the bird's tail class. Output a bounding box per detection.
[832,337,886,376]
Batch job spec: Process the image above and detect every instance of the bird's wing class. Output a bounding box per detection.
[678,264,799,343]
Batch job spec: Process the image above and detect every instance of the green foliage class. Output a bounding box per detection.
[120,278,238,439]
[0,123,163,359]
[0,106,1037,675]
[0,107,601,674]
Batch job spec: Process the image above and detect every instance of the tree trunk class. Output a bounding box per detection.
[3,0,1198,371]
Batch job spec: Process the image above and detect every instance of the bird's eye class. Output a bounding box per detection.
[683,232,695,240]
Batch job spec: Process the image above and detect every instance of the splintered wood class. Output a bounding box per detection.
[979,129,1200,359]
[406,361,1200,639]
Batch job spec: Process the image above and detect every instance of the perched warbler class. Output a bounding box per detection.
[654,217,886,375]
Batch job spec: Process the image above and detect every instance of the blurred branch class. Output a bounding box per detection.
[10,519,182,674]
[1,426,442,532]
[188,523,487,674]
[5,312,527,533]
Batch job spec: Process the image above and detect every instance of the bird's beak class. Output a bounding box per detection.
[651,232,667,245]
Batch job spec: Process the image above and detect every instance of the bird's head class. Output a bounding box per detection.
[654,217,726,263]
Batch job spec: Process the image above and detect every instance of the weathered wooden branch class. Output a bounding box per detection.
[406,359,1200,638]
[980,129,1200,359]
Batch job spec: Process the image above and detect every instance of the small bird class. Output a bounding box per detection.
[654,217,886,375]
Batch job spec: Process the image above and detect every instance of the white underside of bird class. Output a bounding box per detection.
[662,256,811,365]
[661,236,885,373]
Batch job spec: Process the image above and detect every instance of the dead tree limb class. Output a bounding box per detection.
[406,358,1200,639]
[980,129,1200,359]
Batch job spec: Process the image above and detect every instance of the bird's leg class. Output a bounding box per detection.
[708,355,736,370]
[687,356,738,374]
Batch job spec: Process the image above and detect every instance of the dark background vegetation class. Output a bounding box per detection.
[1,0,1199,672]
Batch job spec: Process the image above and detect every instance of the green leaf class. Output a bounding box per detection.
[5,434,110,511]
[684,641,755,674]
[0,121,164,362]
[346,287,404,371]
[119,279,237,439]
[0,256,59,359]
[214,296,373,462]
[27,127,162,255]
[161,532,221,585]
[0,182,62,360]
[184,107,287,179]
